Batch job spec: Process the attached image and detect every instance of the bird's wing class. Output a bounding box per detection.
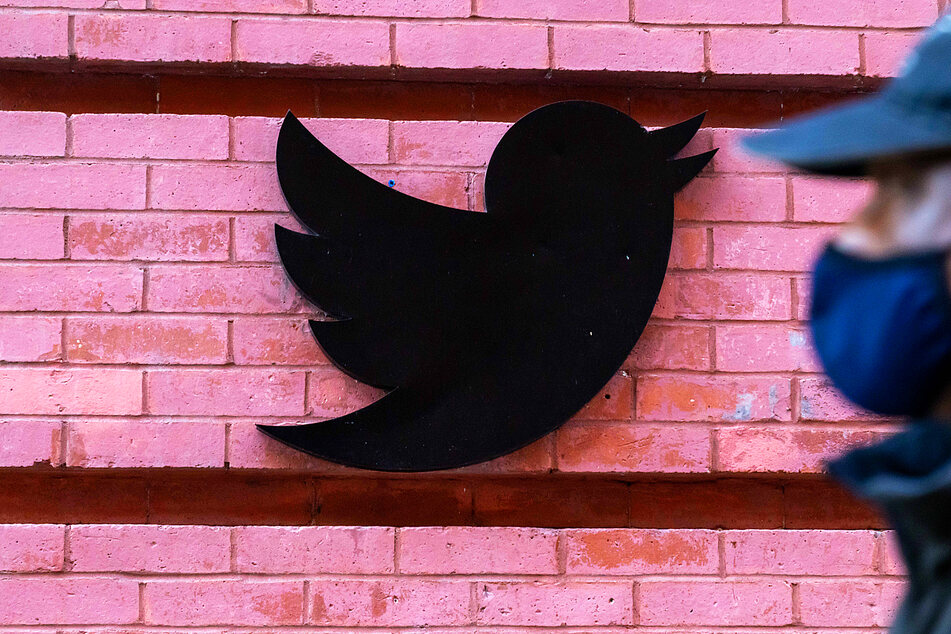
[275,112,489,389]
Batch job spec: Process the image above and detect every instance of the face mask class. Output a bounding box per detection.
[809,242,951,417]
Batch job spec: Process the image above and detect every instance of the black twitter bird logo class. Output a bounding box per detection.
[258,100,715,472]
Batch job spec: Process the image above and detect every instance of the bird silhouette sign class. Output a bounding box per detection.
[258,101,715,471]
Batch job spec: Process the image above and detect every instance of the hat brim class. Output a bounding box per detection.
[741,94,951,176]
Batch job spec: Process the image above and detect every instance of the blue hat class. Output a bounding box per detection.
[742,16,951,176]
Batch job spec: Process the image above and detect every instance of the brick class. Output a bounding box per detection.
[882,530,907,575]
[0,368,142,415]
[391,120,509,166]
[565,528,718,574]
[724,529,877,575]
[453,435,554,474]
[796,275,811,320]
[234,215,307,262]
[65,316,227,364]
[798,580,904,626]
[233,317,326,365]
[146,580,304,626]
[653,272,791,320]
[556,421,711,472]
[148,265,300,313]
[629,479,785,528]
[713,225,837,271]
[74,14,231,63]
[235,19,389,67]
[669,226,707,269]
[149,473,312,524]
[400,527,557,574]
[866,31,921,78]
[711,128,789,173]
[0,213,64,259]
[675,175,787,222]
[0,163,146,209]
[0,524,63,572]
[716,425,889,473]
[0,420,62,467]
[0,473,148,524]
[71,114,229,160]
[0,12,67,58]
[0,578,138,625]
[572,372,633,421]
[800,376,888,421]
[476,581,633,626]
[0,0,143,6]
[474,479,628,526]
[0,264,142,311]
[364,168,470,208]
[478,0,627,20]
[227,420,344,470]
[232,116,389,163]
[69,213,229,261]
[0,316,61,362]
[716,324,820,372]
[70,525,230,573]
[67,420,226,468]
[154,0,306,12]
[150,164,284,211]
[554,25,704,72]
[148,369,306,416]
[638,0,781,24]
[317,479,472,525]
[308,368,385,417]
[785,480,889,529]
[235,526,393,573]
[395,22,548,70]
[639,580,793,626]
[310,579,469,626]
[637,374,791,422]
[629,324,711,371]
[709,28,860,75]
[0,111,65,156]
[792,175,872,222]
[315,0,468,16]
[788,0,936,27]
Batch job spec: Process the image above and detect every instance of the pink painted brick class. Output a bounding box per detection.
[675,175,787,222]
[400,527,557,574]
[713,225,837,271]
[638,0,781,24]
[711,128,790,173]
[364,168,470,208]
[0,213,64,259]
[0,264,142,311]
[233,317,326,365]
[148,369,306,416]
[637,374,791,422]
[150,164,284,211]
[866,31,921,78]
[716,425,889,473]
[235,19,389,67]
[639,580,792,626]
[66,316,227,364]
[66,420,226,468]
[796,275,812,320]
[800,376,888,421]
[669,227,707,269]
[154,0,306,12]
[233,116,389,163]
[71,114,229,160]
[572,371,633,421]
[0,111,65,156]
[724,529,877,575]
[0,163,146,209]
[478,0,627,20]
[0,578,139,625]
[716,324,820,372]
[309,368,385,417]
[392,121,509,166]
[145,580,304,626]
[396,22,548,70]
[556,422,711,472]
[315,0,468,17]
[564,528,718,574]
[0,12,67,58]
[235,526,394,573]
[226,419,343,470]
[0,316,61,362]
[653,272,791,320]
[74,14,231,63]
[309,579,469,626]
[148,265,300,313]
[882,530,907,575]
[629,324,711,371]
[0,420,62,467]
[69,213,229,261]
[788,0,936,27]
[793,175,872,222]
[70,525,230,572]
[0,0,143,6]
[0,524,63,572]
[476,581,633,626]
[709,28,860,75]
[234,215,307,263]
[0,368,142,415]
[554,25,704,72]
[798,580,904,627]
